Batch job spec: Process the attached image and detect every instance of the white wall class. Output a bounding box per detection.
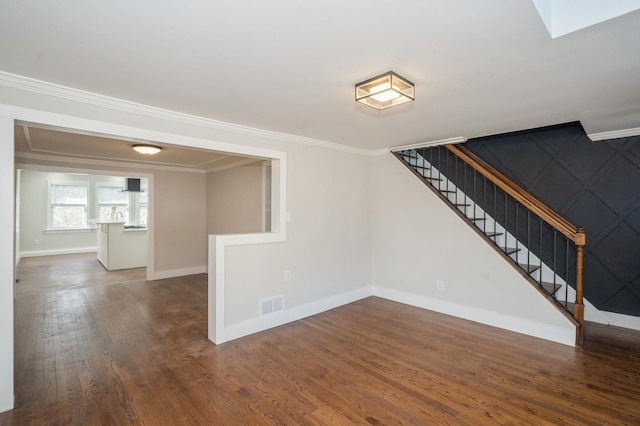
[370,153,576,345]
[222,145,371,328]
[206,162,265,234]
[0,118,14,412]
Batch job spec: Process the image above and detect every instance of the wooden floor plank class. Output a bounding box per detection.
[2,253,640,425]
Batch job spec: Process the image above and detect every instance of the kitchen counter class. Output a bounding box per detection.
[91,220,147,270]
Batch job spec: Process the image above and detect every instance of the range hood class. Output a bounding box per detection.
[124,178,141,192]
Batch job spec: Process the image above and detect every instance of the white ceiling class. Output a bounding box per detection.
[1,1,639,150]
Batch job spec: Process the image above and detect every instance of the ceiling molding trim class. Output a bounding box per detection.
[390,137,467,153]
[15,162,155,180]
[369,136,467,157]
[15,152,206,174]
[587,127,640,141]
[369,148,392,157]
[0,71,372,156]
[207,158,262,173]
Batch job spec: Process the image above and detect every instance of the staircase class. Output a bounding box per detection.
[394,144,586,346]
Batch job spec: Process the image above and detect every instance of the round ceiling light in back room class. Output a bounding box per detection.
[132,144,163,155]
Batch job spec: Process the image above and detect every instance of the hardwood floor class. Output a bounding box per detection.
[14,252,146,296]
[2,254,640,425]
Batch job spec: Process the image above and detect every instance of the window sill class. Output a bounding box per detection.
[44,227,95,234]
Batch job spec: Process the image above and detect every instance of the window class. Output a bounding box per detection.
[97,185,129,222]
[96,182,148,226]
[48,182,89,229]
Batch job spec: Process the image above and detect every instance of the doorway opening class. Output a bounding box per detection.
[14,121,274,283]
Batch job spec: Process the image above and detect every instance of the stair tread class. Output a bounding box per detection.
[453,203,471,207]
[565,302,575,314]
[504,246,520,255]
[486,232,503,238]
[425,177,443,181]
[470,217,486,221]
[556,301,575,314]
[439,190,456,193]
[540,281,562,294]
[519,263,541,273]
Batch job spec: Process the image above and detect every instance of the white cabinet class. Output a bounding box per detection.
[93,221,147,270]
[96,223,109,267]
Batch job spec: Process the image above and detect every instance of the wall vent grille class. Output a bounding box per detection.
[260,295,284,315]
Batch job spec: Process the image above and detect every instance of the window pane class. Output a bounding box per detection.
[52,206,86,228]
[139,207,148,225]
[138,192,148,204]
[99,206,129,221]
[98,187,128,204]
[51,185,87,204]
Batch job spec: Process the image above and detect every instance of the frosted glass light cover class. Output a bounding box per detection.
[355,71,415,110]
[132,144,162,155]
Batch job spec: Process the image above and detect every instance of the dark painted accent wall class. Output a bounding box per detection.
[464,122,640,317]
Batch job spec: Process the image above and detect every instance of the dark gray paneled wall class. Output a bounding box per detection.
[464,122,640,317]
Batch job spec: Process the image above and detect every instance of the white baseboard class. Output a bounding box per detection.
[573,296,640,331]
[372,286,576,347]
[149,265,206,280]
[596,310,640,331]
[0,395,13,415]
[19,247,97,258]
[217,286,373,344]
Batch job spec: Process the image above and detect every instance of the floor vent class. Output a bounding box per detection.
[260,295,284,315]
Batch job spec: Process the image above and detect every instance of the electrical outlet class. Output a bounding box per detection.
[284,270,292,282]
[34,239,40,245]
[437,280,445,291]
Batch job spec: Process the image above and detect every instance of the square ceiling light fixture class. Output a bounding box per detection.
[355,71,415,110]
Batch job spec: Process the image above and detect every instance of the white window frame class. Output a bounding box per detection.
[47,180,90,231]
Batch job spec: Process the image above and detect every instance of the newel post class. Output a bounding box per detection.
[574,226,586,347]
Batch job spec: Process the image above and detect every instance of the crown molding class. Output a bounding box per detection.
[368,148,392,157]
[15,151,206,174]
[369,136,467,157]
[389,136,467,153]
[587,127,640,141]
[0,71,373,156]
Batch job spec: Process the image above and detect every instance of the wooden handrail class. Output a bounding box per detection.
[445,144,585,246]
